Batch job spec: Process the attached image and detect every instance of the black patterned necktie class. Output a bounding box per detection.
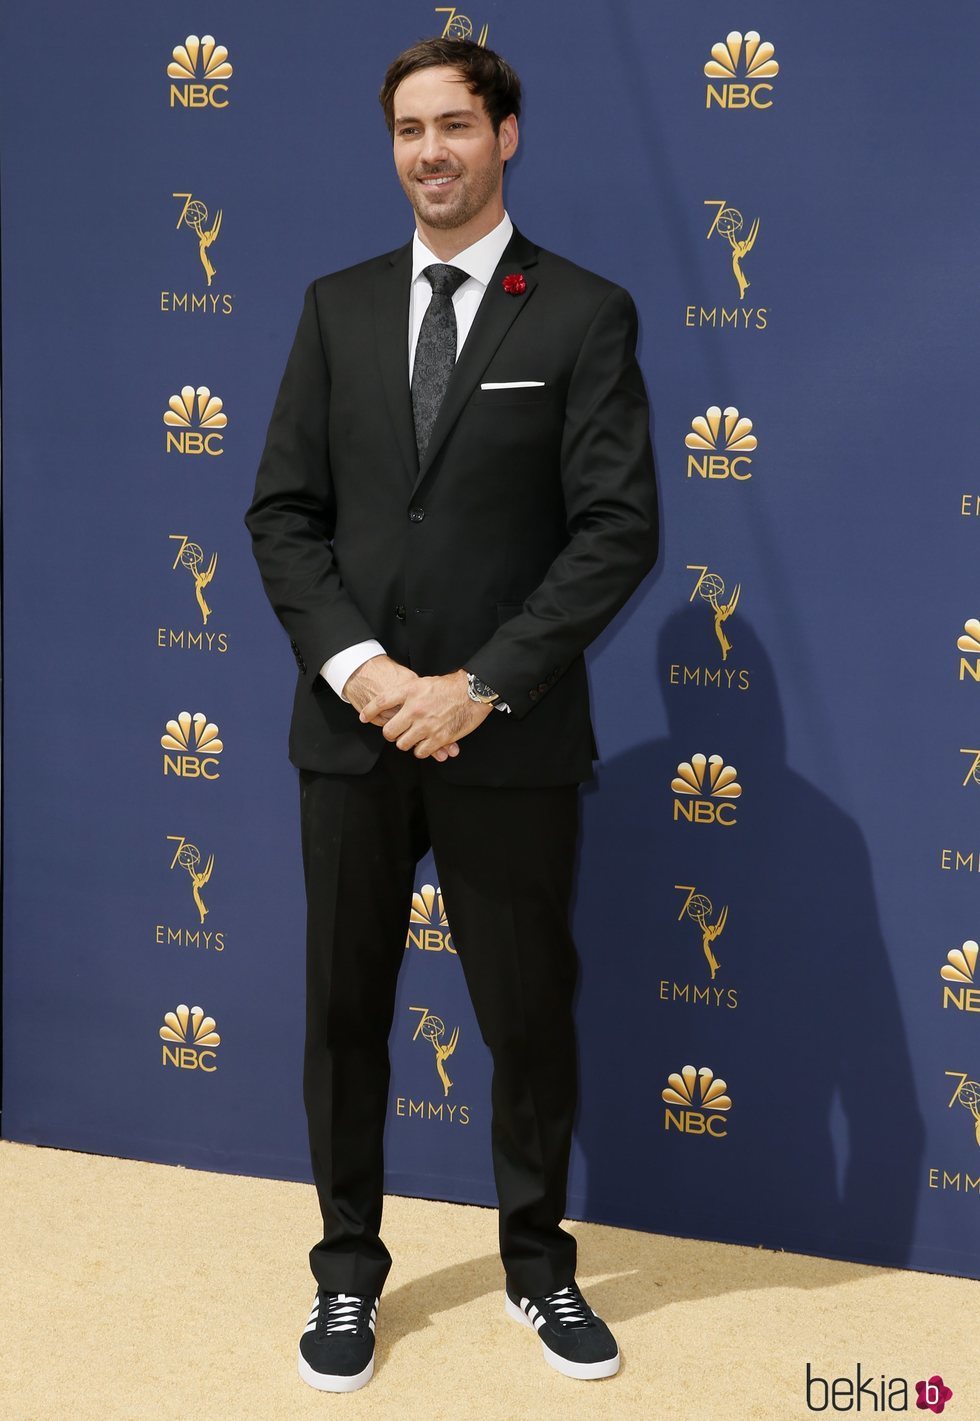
[411,263,468,461]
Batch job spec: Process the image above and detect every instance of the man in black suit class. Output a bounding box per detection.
[246,36,658,1392]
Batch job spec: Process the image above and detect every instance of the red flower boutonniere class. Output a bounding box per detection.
[502,272,527,295]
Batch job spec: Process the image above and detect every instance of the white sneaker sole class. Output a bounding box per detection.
[504,1294,621,1379]
[297,1345,374,1392]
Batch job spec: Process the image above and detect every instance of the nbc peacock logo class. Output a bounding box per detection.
[405,883,456,954]
[167,35,233,108]
[435,7,489,46]
[704,31,779,109]
[957,619,980,682]
[685,406,757,480]
[161,711,223,780]
[672,753,741,826]
[160,1002,221,1071]
[662,1064,732,1137]
[941,940,979,1014]
[164,386,227,455]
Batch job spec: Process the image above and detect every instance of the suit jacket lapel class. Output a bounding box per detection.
[411,226,541,498]
[373,239,419,484]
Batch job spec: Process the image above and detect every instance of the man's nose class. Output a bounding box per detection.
[419,128,450,165]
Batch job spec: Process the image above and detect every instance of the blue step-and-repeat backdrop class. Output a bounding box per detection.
[2,1,978,1281]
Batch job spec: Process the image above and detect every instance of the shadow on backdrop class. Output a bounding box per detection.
[569,604,925,1272]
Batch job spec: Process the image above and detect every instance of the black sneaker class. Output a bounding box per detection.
[297,1289,378,1392]
[505,1279,620,1379]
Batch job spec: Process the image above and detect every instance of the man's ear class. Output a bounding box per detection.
[499,114,519,162]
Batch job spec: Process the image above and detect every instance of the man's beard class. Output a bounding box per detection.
[407,150,502,230]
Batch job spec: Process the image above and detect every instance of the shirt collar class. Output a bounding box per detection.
[411,211,514,289]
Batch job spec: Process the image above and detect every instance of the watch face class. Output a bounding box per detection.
[468,676,498,702]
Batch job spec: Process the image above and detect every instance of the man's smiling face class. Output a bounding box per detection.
[392,65,517,231]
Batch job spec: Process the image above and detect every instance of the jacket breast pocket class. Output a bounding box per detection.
[470,385,557,407]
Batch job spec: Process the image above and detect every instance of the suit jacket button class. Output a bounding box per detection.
[408,506,425,522]
[529,688,539,700]
[538,682,548,693]
[395,604,406,621]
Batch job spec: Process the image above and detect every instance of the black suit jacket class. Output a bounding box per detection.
[245,224,659,786]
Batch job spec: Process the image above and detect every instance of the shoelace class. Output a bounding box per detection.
[316,1291,370,1336]
[539,1285,593,1329]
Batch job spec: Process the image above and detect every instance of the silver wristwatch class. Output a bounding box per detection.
[465,672,499,705]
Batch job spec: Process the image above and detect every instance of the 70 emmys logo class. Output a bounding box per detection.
[705,31,778,110]
[436,7,488,45]
[688,565,741,661]
[706,199,759,301]
[946,1070,980,1147]
[172,192,222,287]
[167,35,233,108]
[168,835,214,924]
[676,884,729,981]
[410,1006,459,1097]
[170,535,217,625]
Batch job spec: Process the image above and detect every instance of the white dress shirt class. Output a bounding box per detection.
[321,211,515,701]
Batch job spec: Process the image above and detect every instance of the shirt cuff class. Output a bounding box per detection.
[321,640,386,702]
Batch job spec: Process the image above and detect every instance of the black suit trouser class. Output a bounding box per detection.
[299,737,581,1299]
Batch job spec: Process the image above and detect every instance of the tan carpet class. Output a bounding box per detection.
[1,1138,973,1420]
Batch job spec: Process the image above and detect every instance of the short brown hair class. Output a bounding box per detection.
[379,38,522,137]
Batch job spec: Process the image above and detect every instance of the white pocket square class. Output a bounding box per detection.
[480,380,546,389]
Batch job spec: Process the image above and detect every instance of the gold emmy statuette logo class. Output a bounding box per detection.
[168,835,214,924]
[705,31,779,109]
[688,565,741,660]
[406,883,456,954]
[945,1071,980,1147]
[168,34,233,108]
[164,385,227,455]
[960,749,980,788]
[172,193,222,287]
[435,7,488,45]
[170,535,217,625]
[662,1064,732,1137]
[957,619,980,682]
[941,940,979,1013]
[686,406,757,480]
[705,200,759,299]
[410,1006,459,1097]
[672,754,741,826]
[160,1002,220,1071]
[676,885,729,980]
[161,711,223,779]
